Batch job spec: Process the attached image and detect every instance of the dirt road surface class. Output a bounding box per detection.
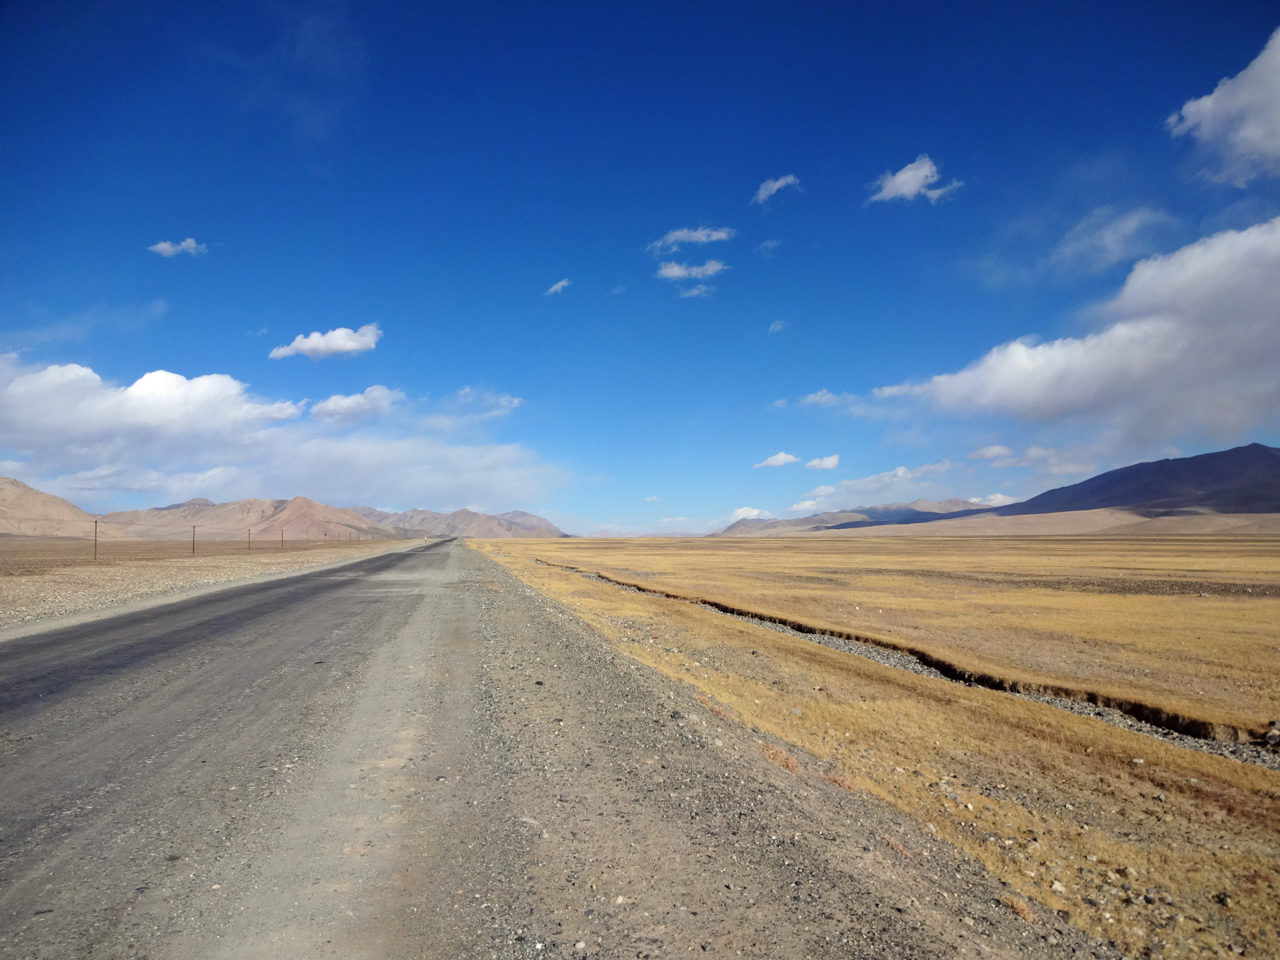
[0,541,1119,958]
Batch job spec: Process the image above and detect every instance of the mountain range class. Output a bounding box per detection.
[714,443,1280,537]
[2,443,1276,541]
[0,481,567,540]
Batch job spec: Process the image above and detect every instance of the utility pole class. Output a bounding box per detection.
[192,525,196,556]
[248,528,252,552]
[93,519,98,560]
[281,528,284,550]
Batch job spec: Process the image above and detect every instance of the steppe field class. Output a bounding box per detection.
[475,536,1280,959]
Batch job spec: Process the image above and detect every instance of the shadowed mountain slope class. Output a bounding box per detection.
[712,444,1280,537]
[998,443,1280,516]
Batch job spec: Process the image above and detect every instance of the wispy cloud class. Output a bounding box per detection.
[1050,206,1176,273]
[787,460,956,513]
[311,385,403,422]
[768,320,786,334]
[751,174,801,205]
[545,278,571,295]
[757,239,781,257]
[800,388,885,418]
[977,445,1094,476]
[422,386,524,431]
[269,323,382,359]
[867,155,961,204]
[2,300,169,350]
[805,455,839,470]
[657,259,728,280]
[224,9,367,142]
[754,451,799,468]
[648,226,735,253]
[968,444,1013,460]
[1167,27,1280,186]
[679,284,713,298]
[148,238,207,257]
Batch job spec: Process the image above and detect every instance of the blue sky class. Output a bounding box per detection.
[2,2,1279,534]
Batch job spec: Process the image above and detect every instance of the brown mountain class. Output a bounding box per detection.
[352,506,567,539]
[103,496,394,541]
[0,478,100,538]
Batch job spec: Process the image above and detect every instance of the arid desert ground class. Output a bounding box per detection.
[3,533,1278,958]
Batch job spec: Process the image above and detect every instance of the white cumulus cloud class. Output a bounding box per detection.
[730,506,772,521]
[867,155,961,204]
[874,216,1280,443]
[751,174,801,205]
[755,451,799,468]
[148,237,207,257]
[0,354,562,514]
[270,323,382,359]
[1167,27,1280,185]
[648,226,735,253]
[805,455,839,470]
[545,278,571,295]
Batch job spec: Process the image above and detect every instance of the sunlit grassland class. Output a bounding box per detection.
[485,536,1280,734]
[473,537,1280,959]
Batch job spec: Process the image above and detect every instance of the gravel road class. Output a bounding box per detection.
[0,541,1120,958]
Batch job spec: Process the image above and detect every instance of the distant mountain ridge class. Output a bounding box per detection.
[997,443,1280,516]
[713,443,1280,537]
[716,498,978,537]
[0,479,567,540]
[352,506,568,539]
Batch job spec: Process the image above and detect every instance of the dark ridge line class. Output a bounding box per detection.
[534,559,1263,746]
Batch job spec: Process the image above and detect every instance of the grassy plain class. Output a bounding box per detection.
[474,536,1280,959]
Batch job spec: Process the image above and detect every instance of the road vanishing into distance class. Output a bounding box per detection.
[0,541,1117,959]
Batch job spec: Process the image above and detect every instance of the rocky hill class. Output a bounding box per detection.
[353,506,568,539]
[0,480,567,540]
[0,478,99,538]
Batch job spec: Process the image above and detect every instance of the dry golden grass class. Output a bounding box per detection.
[473,537,1280,959]
[490,536,1280,736]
